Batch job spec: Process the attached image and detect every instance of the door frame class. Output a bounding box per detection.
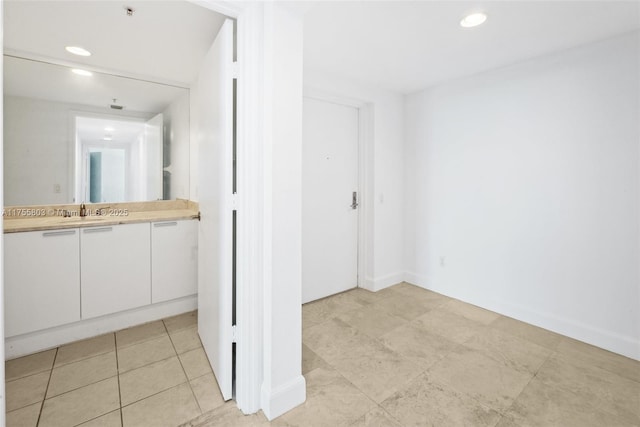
[195,0,267,415]
[303,88,375,292]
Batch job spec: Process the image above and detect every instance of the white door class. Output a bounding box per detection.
[192,19,234,400]
[302,97,359,303]
[144,113,163,200]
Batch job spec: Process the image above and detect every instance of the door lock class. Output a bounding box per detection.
[351,191,358,210]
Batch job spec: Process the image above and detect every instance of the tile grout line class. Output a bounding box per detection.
[35,346,59,427]
[162,319,204,415]
[114,332,125,427]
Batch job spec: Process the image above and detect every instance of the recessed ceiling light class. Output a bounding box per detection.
[460,12,487,28]
[103,135,113,141]
[104,127,115,132]
[65,46,92,57]
[71,69,93,77]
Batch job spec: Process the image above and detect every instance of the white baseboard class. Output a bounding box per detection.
[403,271,640,361]
[261,374,306,421]
[5,295,197,359]
[360,272,405,292]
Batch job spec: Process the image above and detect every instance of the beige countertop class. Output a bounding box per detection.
[4,200,199,233]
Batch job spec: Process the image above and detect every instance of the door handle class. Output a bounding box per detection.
[83,227,113,234]
[351,191,358,210]
[43,230,76,237]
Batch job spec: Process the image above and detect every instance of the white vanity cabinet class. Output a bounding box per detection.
[4,229,81,337]
[151,220,198,303]
[80,223,151,319]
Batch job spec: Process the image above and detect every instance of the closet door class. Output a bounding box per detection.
[192,18,235,401]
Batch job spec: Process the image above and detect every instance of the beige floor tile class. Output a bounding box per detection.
[489,316,563,350]
[47,351,117,398]
[55,333,115,367]
[372,292,434,321]
[303,318,374,363]
[5,349,56,382]
[379,322,461,371]
[349,406,403,427]
[119,356,187,406]
[116,321,167,349]
[190,373,225,413]
[77,410,122,426]
[5,401,41,427]
[381,373,501,427]
[346,287,397,305]
[302,291,367,329]
[535,353,640,424]
[39,377,120,427]
[117,335,176,373]
[336,304,408,338]
[390,282,451,307]
[180,347,213,380]
[183,401,269,427]
[556,337,640,383]
[164,311,198,334]
[441,299,500,325]
[413,308,486,344]
[330,339,422,403]
[6,371,50,412]
[122,383,200,427]
[504,376,632,427]
[428,346,533,412]
[302,344,330,375]
[463,327,552,375]
[170,326,203,354]
[273,367,376,426]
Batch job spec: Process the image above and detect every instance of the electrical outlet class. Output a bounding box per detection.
[54,184,61,193]
[439,256,446,267]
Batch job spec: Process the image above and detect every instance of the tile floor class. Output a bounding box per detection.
[7,283,640,426]
[5,311,225,427]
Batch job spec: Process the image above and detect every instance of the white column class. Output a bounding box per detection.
[260,2,306,420]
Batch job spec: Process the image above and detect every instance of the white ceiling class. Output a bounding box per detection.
[77,116,145,145]
[4,56,187,113]
[4,0,226,86]
[3,1,225,114]
[304,1,640,94]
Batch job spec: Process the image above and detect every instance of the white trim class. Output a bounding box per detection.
[5,295,197,360]
[404,272,640,361]
[0,2,6,419]
[260,374,306,421]
[371,273,404,292]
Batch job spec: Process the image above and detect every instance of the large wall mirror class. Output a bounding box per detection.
[3,0,226,206]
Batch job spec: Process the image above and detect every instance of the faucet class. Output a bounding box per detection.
[79,203,87,218]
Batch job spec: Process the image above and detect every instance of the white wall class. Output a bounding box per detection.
[260,2,306,420]
[404,32,640,360]
[303,70,405,291]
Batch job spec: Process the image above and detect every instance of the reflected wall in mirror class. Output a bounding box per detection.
[3,56,190,205]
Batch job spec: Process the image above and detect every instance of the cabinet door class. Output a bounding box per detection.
[151,220,198,303]
[81,223,151,319]
[5,229,80,337]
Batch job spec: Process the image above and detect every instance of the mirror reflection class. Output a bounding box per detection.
[3,55,190,205]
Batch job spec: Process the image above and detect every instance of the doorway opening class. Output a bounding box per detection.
[74,114,163,204]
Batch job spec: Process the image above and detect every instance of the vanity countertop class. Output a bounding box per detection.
[3,200,199,233]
